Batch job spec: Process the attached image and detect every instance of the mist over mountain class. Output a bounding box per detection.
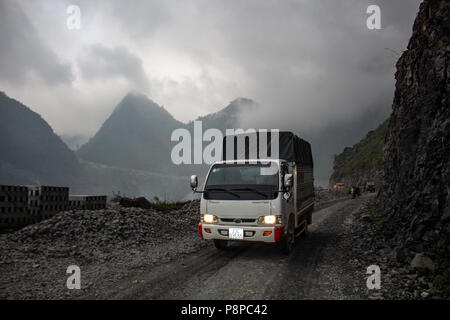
[60,134,90,151]
[78,92,185,174]
[305,106,391,186]
[77,92,387,187]
[0,92,190,199]
[0,91,80,186]
[1,88,390,198]
[77,94,259,179]
[0,89,262,199]
[187,97,258,132]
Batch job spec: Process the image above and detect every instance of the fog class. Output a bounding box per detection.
[0,0,422,185]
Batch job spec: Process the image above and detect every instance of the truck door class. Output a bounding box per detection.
[280,163,295,227]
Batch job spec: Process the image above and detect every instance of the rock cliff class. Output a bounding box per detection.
[380,0,449,289]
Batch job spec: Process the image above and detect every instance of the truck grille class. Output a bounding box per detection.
[220,218,256,223]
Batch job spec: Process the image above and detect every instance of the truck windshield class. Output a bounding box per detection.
[204,163,279,200]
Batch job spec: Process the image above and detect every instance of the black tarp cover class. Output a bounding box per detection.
[222,131,313,166]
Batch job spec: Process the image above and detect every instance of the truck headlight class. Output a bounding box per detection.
[203,214,217,223]
[258,215,282,224]
[264,215,276,224]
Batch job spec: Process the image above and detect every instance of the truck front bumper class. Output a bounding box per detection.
[199,223,284,243]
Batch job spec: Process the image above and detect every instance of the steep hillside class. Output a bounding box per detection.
[379,0,449,281]
[329,118,389,187]
[0,91,80,186]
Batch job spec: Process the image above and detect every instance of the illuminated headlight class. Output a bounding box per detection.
[203,214,217,223]
[264,215,276,224]
[258,215,282,224]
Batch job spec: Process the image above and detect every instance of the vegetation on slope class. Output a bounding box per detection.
[329,118,389,185]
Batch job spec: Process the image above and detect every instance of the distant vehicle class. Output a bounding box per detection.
[348,185,361,198]
[365,181,376,193]
[190,131,314,254]
[333,182,345,189]
[350,186,356,199]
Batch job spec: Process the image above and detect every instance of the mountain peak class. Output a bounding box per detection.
[122,91,150,102]
[229,97,255,105]
[192,97,257,122]
[77,92,184,172]
[223,97,257,114]
[117,91,160,111]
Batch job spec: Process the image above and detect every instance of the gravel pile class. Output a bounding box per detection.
[1,200,201,263]
[0,200,207,299]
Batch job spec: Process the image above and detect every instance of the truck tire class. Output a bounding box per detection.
[278,215,295,254]
[214,239,228,250]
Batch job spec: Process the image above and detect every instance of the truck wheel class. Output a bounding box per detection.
[278,215,295,254]
[214,239,228,250]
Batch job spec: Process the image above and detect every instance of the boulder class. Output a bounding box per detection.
[410,253,436,271]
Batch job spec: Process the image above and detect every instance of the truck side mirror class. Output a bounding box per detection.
[284,174,293,189]
[190,175,198,190]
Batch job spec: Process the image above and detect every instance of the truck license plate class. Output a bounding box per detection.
[229,228,244,240]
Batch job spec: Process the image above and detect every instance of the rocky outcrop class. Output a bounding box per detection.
[380,0,449,286]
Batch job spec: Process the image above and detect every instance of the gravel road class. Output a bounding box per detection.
[4,193,406,300]
[99,195,370,299]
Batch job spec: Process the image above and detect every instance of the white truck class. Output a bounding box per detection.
[190,131,314,253]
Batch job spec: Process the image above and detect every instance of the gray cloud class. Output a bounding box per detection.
[0,0,422,184]
[175,0,421,132]
[105,0,171,38]
[78,44,149,89]
[0,1,73,86]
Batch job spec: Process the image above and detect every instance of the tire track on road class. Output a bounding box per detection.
[267,197,368,299]
[102,196,367,299]
[106,244,248,299]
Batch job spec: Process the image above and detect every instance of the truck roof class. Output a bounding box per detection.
[222,131,313,166]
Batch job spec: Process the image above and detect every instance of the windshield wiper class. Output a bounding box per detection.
[205,188,241,198]
[230,187,269,198]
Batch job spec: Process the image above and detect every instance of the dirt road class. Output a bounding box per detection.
[102,195,371,299]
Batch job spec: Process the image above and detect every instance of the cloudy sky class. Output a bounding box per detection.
[0,0,421,139]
